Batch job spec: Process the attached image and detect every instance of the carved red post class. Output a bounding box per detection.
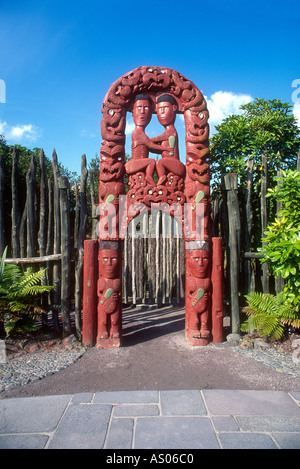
[211,237,223,343]
[82,239,98,346]
[185,242,211,346]
[97,241,122,348]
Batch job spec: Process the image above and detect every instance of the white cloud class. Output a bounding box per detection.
[80,128,97,138]
[125,118,135,136]
[293,102,300,128]
[205,91,253,132]
[0,121,40,142]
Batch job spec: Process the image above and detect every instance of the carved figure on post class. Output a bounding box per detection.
[186,244,211,345]
[152,94,186,186]
[125,94,167,187]
[97,241,122,348]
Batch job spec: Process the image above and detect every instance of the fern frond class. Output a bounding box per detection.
[17,268,48,293]
[242,291,299,340]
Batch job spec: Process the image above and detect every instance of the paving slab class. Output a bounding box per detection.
[105,418,134,449]
[202,389,300,416]
[271,433,300,449]
[0,394,71,433]
[48,403,112,449]
[218,432,278,449]
[113,404,160,417]
[134,416,220,449]
[93,390,159,404]
[237,415,300,432]
[160,389,206,415]
[0,434,49,449]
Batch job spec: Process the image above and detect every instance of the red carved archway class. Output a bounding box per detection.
[82,66,223,348]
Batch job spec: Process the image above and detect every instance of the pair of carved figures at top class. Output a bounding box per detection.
[99,67,210,233]
[126,92,185,195]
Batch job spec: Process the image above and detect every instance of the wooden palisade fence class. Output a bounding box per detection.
[211,150,300,335]
[0,147,89,338]
[1,147,299,339]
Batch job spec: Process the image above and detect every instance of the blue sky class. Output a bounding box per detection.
[0,0,299,174]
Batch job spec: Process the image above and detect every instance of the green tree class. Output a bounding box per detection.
[210,98,300,186]
[210,98,300,252]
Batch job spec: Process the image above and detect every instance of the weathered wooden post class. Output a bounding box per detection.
[59,175,72,336]
[211,237,223,342]
[38,149,47,258]
[11,146,20,258]
[46,179,53,256]
[261,154,269,293]
[82,239,98,346]
[26,156,37,257]
[0,150,5,256]
[243,158,255,293]
[51,149,61,333]
[224,173,240,335]
[89,170,98,239]
[74,155,88,337]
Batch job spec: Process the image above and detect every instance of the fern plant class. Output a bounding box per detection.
[0,248,53,336]
[241,292,300,340]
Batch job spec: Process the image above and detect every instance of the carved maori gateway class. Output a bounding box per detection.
[82,66,223,348]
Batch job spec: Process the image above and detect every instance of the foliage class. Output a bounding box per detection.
[258,169,300,310]
[241,292,300,340]
[0,248,53,336]
[242,170,300,340]
[210,98,300,251]
[210,98,300,187]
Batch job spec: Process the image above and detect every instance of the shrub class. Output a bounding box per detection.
[241,292,300,340]
[242,170,300,340]
[0,248,53,336]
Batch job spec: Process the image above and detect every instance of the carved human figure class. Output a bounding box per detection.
[97,246,122,340]
[125,94,167,186]
[186,248,211,339]
[151,94,186,185]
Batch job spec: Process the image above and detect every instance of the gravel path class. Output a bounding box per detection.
[0,347,86,392]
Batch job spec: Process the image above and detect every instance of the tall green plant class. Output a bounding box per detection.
[259,170,300,310]
[242,170,300,339]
